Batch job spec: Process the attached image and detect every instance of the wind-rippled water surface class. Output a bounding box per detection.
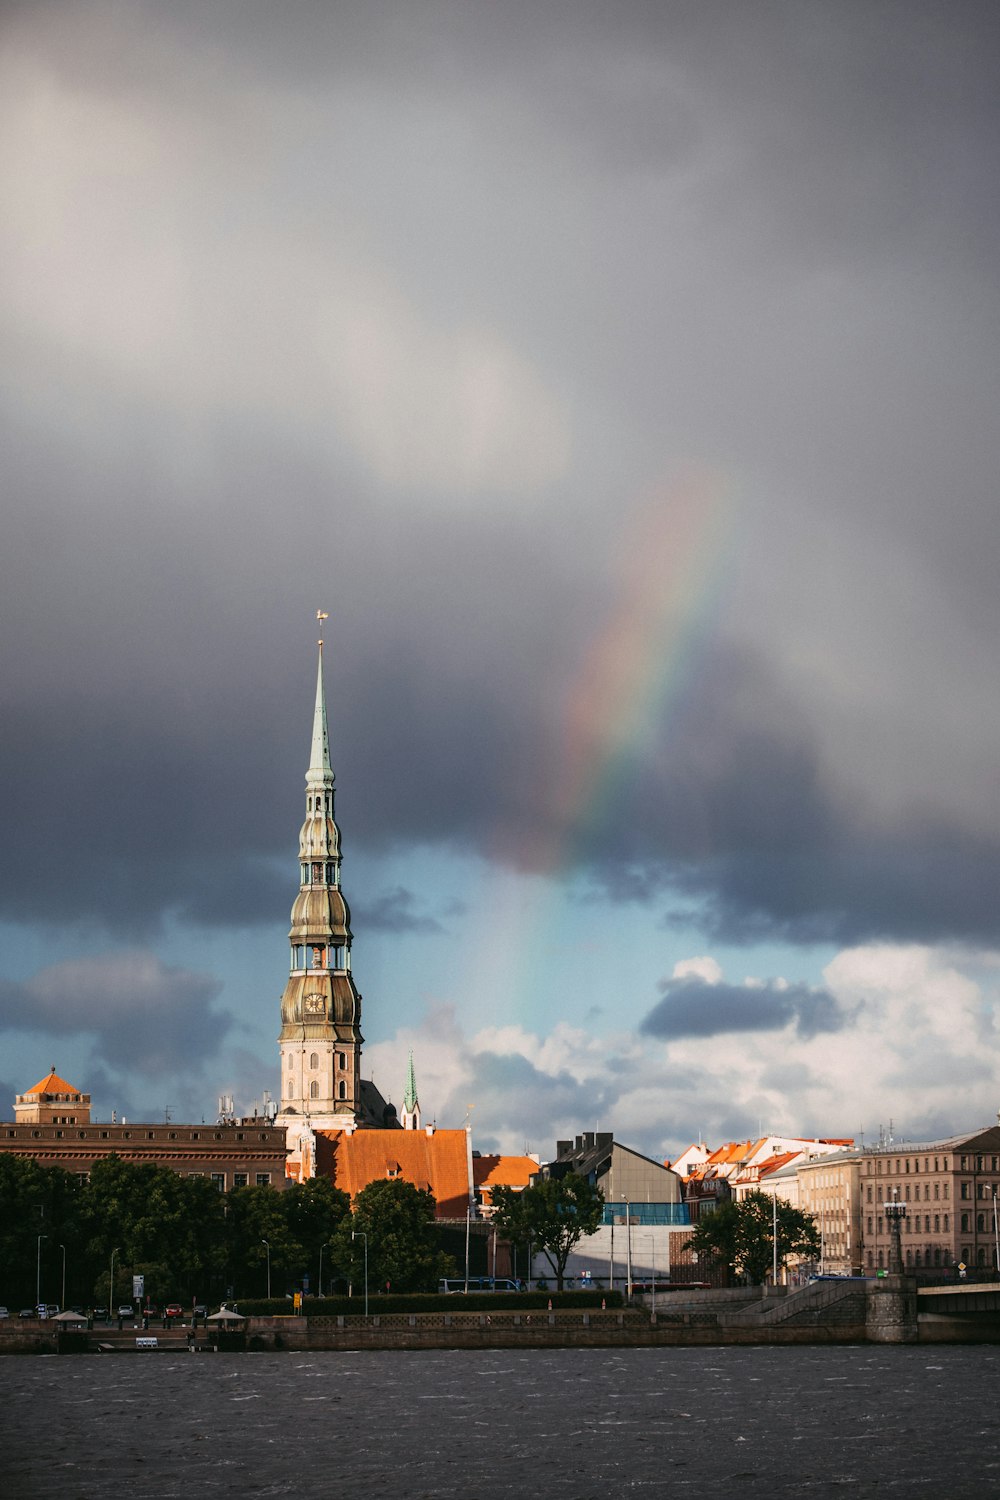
[3,1345,998,1497]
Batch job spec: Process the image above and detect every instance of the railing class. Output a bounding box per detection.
[601,1203,691,1226]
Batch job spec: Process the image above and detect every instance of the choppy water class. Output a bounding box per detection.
[3,1345,998,1497]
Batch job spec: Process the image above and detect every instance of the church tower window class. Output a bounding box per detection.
[309,1053,318,1070]
[310,1081,319,1099]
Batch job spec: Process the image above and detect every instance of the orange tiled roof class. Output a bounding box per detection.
[25,1068,81,1097]
[315,1128,472,1218]
[472,1154,538,1203]
[473,1154,537,1189]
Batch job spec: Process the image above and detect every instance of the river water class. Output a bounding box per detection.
[3,1344,998,1497]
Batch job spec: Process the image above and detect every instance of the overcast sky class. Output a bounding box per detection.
[2,0,999,1160]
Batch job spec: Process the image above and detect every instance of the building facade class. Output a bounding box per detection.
[2,1070,289,1187]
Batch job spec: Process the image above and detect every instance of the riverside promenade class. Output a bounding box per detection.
[4,1344,1000,1498]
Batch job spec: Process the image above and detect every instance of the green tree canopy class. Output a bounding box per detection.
[491,1175,604,1290]
[685,1191,820,1285]
[282,1176,351,1295]
[333,1178,454,1294]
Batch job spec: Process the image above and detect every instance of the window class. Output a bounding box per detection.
[867,1216,873,1234]
[934,1215,940,1232]
[961,1182,971,1199]
[944,1214,949,1231]
[866,1185,872,1203]
[211,1173,225,1191]
[55,1129,63,1138]
[962,1247,971,1262]
[309,1081,319,1099]
[338,1081,346,1100]
[978,1155,985,1171]
[256,1173,270,1186]
[309,1053,318,1070]
[147,1131,155,1139]
[338,1052,346,1070]
[192,1131,199,1140]
[934,1184,940,1200]
[234,1172,248,1188]
[962,1213,970,1232]
[943,1183,949,1200]
[978,1214,985,1233]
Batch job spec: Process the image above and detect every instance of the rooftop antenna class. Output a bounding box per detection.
[164,1105,172,1124]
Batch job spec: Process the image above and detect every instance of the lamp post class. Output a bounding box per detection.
[993,1190,999,1276]
[109,1246,120,1312]
[883,1190,907,1276]
[261,1239,271,1299]
[36,1233,47,1308]
[318,1241,333,1299]
[622,1196,633,1301]
[60,1244,66,1310]
[352,1230,368,1317]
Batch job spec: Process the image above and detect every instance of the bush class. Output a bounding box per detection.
[233,1289,623,1317]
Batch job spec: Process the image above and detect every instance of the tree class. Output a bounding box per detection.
[685,1191,821,1285]
[491,1175,604,1290]
[225,1183,304,1298]
[282,1176,351,1295]
[333,1179,454,1294]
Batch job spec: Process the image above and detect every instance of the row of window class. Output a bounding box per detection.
[284,1081,349,1100]
[9,1128,275,1142]
[290,944,348,971]
[866,1154,1000,1176]
[188,1171,271,1189]
[300,861,340,886]
[869,1214,950,1235]
[288,1051,350,1071]
[866,1182,949,1203]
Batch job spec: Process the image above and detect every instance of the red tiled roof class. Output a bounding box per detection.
[315,1128,472,1218]
[24,1068,81,1097]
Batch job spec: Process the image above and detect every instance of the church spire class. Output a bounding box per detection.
[401,1050,421,1130]
[276,614,364,1142]
[309,613,332,778]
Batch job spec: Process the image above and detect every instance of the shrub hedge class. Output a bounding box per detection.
[235,1289,624,1317]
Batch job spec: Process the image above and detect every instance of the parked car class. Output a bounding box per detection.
[193,1303,207,1321]
[0,1306,8,1319]
[164,1304,184,1321]
[18,1308,35,1319]
[142,1305,161,1321]
[92,1306,110,1322]
[117,1304,136,1319]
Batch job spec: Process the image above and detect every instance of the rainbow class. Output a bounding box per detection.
[529,468,735,875]
[459,470,736,1035]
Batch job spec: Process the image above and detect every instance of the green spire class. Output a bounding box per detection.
[403,1050,418,1113]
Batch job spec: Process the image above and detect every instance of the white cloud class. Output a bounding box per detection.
[365,945,1000,1161]
[672,955,723,984]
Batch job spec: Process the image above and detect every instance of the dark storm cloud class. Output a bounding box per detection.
[352,886,446,935]
[1,0,998,954]
[0,953,234,1073]
[640,976,843,1042]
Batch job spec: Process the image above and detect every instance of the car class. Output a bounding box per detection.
[142,1305,161,1320]
[46,1304,60,1317]
[117,1304,136,1319]
[164,1304,184,1321]
[92,1306,109,1322]
[193,1304,207,1321]
[18,1308,35,1319]
[0,1306,8,1319]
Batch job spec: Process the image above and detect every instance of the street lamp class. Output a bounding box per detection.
[109,1246,120,1312]
[352,1230,368,1317]
[318,1241,333,1300]
[60,1244,67,1310]
[36,1234,47,1308]
[992,1189,999,1276]
[261,1239,271,1299]
[621,1196,633,1301]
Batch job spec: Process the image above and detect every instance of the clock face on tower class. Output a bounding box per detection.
[304,993,325,1016]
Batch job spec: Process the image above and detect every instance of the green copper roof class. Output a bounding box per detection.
[403,1050,418,1113]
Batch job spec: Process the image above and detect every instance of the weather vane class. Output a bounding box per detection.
[317,608,329,646]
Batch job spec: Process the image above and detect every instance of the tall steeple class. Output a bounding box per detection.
[276,614,364,1138]
[401,1050,421,1131]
